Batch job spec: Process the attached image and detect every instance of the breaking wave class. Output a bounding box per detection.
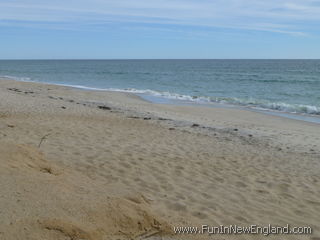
[1,75,319,116]
[93,87,320,116]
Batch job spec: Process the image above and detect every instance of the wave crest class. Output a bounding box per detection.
[101,87,320,115]
[1,76,319,116]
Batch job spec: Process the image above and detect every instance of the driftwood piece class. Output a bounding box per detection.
[38,134,51,148]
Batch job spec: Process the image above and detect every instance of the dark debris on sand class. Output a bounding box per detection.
[98,106,112,110]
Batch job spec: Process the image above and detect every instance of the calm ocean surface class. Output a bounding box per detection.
[1,60,320,117]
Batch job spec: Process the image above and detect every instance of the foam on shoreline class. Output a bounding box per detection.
[2,75,320,123]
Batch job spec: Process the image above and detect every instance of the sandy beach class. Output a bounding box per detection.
[0,78,319,240]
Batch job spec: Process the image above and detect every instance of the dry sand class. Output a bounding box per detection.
[0,78,319,240]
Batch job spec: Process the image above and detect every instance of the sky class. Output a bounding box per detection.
[0,0,320,59]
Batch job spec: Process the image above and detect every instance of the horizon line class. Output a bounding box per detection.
[1,58,320,61]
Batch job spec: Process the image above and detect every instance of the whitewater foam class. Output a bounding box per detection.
[1,75,320,116]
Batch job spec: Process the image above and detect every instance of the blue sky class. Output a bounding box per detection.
[1,0,320,59]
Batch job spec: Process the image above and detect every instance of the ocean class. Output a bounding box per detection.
[1,59,319,120]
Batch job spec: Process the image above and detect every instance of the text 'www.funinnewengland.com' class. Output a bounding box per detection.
[173,224,312,236]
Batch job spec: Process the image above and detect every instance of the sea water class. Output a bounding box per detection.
[1,59,319,121]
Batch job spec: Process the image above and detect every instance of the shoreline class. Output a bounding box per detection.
[1,77,319,157]
[138,93,320,124]
[1,76,320,124]
[0,78,319,240]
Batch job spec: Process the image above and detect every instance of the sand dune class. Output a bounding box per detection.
[0,78,319,240]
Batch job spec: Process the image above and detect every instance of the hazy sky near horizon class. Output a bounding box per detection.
[1,0,320,59]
